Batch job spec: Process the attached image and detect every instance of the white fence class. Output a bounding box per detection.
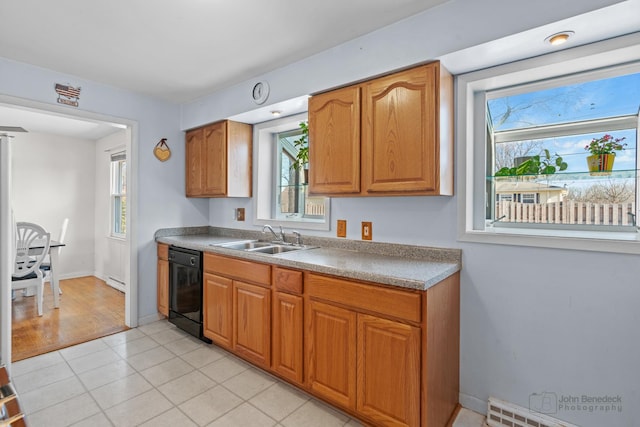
[495,201,636,225]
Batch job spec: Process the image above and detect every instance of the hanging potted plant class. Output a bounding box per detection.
[292,121,309,183]
[585,134,626,175]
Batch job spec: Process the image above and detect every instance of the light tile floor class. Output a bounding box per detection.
[12,320,486,427]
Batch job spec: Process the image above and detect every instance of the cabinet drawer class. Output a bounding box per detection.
[273,267,303,295]
[204,253,271,286]
[157,243,168,260]
[305,273,421,323]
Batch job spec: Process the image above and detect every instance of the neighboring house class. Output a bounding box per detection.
[494,180,568,204]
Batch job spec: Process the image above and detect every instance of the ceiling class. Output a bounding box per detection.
[1,0,639,139]
[0,0,449,104]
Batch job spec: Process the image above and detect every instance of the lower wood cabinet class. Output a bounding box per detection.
[305,300,421,426]
[306,300,357,410]
[198,251,459,427]
[272,267,304,385]
[357,314,421,426]
[233,281,271,367]
[203,253,272,369]
[203,273,233,349]
[272,291,304,384]
[156,244,169,317]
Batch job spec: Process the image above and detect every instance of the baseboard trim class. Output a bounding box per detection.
[138,313,165,326]
[460,392,488,415]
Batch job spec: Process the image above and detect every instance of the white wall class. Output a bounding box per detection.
[94,130,128,289]
[11,132,96,278]
[183,2,640,426]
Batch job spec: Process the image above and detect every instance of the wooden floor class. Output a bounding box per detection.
[11,276,127,362]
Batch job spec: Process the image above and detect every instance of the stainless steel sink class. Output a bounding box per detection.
[216,240,272,250]
[214,240,316,255]
[247,245,305,254]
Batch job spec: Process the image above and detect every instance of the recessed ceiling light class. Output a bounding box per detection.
[271,110,282,117]
[545,31,574,46]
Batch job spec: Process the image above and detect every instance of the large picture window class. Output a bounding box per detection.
[457,34,640,253]
[486,72,639,230]
[110,151,126,238]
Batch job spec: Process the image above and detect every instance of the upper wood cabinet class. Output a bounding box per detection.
[308,61,453,196]
[308,85,361,194]
[185,120,252,198]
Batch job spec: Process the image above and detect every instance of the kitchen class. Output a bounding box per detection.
[1,1,640,426]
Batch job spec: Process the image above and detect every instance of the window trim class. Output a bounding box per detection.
[456,32,640,254]
[252,112,331,231]
[110,151,126,239]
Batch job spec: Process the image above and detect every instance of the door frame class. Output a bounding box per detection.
[0,95,138,373]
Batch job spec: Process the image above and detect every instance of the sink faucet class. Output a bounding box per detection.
[292,231,303,246]
[262,225,286,243]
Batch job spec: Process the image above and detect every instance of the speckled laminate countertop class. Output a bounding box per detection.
[155,227,461,291]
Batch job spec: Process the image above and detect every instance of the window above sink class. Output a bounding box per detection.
[252,112,331,231]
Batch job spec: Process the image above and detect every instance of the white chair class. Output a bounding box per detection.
[40,218,69,295]
[12,222,51,316]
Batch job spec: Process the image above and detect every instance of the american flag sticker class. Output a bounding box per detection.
[55,83,81,107]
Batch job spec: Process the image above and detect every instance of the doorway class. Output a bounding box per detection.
[0,99,138,367]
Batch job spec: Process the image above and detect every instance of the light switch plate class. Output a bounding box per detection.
[361,221,372,240]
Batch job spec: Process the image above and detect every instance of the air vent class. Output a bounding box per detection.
[487,397,578,427]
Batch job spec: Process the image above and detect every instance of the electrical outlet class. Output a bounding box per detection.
[361,221,372,240]
[337,219,347,238]
[236,208,245,221]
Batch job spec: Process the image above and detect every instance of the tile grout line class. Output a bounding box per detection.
[15,321,368,427]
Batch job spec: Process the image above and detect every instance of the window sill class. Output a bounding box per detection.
[458,227,640,254]
[253,217,330,232]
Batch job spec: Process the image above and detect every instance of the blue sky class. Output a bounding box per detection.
[488,72,639,173]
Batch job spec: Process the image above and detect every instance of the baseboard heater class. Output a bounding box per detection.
[106,276,126,293]
[487,397,578,427]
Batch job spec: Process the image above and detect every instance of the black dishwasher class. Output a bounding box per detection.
[168,247,210,342]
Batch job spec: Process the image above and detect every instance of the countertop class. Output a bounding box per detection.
[155,227,461,291]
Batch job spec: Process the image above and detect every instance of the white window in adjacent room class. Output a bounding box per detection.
[253,112,330,230]
[457,35,640,253]
[110,151,126,238]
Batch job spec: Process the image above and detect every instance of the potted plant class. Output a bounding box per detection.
[292,121,309,182]
[495,149,568,177]
[585,134,626,175]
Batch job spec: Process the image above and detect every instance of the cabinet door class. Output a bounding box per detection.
[357,314,421,427]
[362,63,438,194]
[156,258,169,317]
[233,281,271,368]
[306,300,356,409]
[272,292,303,384]
[202,121,227,196]
[185,128,203,196]
[308,85,361,195]
[203,273,233,349]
